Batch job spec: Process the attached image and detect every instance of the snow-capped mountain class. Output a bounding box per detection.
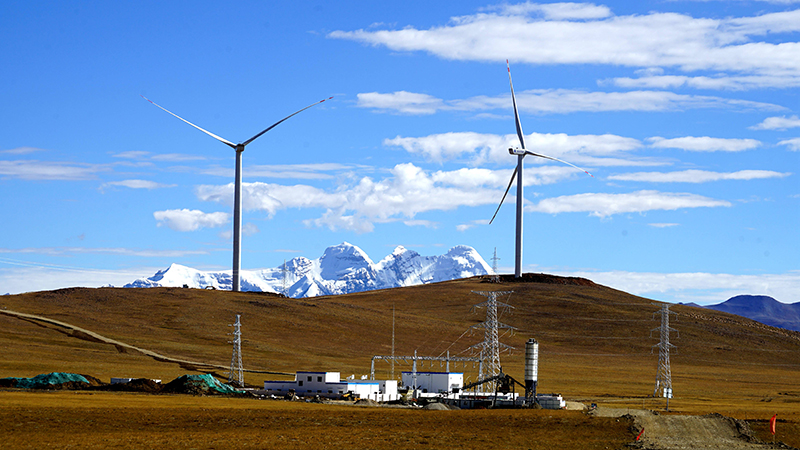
[124,243,492,298]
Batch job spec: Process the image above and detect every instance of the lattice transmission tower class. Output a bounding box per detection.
[468,290,515,391]
[228,314,244,387]
[652,304,677,406]
[490,247,501,282]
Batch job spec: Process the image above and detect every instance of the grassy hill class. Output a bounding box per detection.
[2,274,799,420]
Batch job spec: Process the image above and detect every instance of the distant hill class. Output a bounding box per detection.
[124,242,491,298]
[704,295,800,332]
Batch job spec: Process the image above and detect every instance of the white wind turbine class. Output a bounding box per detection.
[142,95,332,291]
[489,61,593,278]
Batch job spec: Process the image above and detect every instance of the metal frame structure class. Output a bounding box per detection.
[370,350,482,388]
[228,314,244,387]
[652,304,677,409]
[468,290,515,391]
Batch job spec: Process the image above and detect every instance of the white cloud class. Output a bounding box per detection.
[647,136,761,152]
[100,179,177,190]
[1,147,46,155]
[605,74,800,91]
[556,269,800,305]
[750,115,800,130]
[0,265,163,295]
[356,91,445,115]
[329,8,800,87]
[0,160,110,180]
[403,219,438,228]
[778,137,800,151]
[0,247,207,258]
[384,130,650,167]
[456,219,488,232]
[357,89,782,115]
[648,223,679,228]
[153,209,230,232]
[608,169,790,183]
[197,164,505,233]
[526,190,731,217]
[490,2,613,20]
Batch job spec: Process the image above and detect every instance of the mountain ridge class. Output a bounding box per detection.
[124,242,492,298]
[704,294,800,332]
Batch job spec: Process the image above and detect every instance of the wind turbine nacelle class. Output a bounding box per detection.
[509,147,526,155]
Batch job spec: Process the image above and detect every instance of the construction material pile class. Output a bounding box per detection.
[160,374,243,395]
[0,372,102,390]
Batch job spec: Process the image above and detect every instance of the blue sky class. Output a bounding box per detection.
[1,0,797,304]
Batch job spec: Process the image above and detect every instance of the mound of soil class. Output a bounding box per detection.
[423,402,451,411]
[353,398,379,407]
[0,372,101,390]
[487,273,597,286]
[96,378,162,393]
[160,374,243,395]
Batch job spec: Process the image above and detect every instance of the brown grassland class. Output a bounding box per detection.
[1,274,798,449]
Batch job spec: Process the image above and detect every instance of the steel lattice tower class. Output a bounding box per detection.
[652,304,677,403]
[468,290,515,391]
[228,314,244,387]
[491,247,501,282]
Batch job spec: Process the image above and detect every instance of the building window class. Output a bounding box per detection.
[317,390,321,393]
[277,389,281,392]
[307,376,312,382]
[317,376,322,382]
[298,381,303,387]
[328,390,332,394]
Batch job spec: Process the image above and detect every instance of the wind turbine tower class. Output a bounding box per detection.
[489,62,593,278]
[142,95,331,291]
[468,290,515,391]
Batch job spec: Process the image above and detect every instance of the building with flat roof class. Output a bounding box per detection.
[401,371,463,394]
[263,371,398,402]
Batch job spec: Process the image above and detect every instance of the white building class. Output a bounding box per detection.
[401,371,463,394]
[262,371,398,402]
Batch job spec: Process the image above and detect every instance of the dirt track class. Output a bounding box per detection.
[592,407,783,449]
[0,309,290,376]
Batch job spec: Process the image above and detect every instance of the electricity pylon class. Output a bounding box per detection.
[228,314,244,387]
[652,304,677,409]
[468,290,515,391]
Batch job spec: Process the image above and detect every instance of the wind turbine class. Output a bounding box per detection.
[489,61,593,278]
[142,95,332,291]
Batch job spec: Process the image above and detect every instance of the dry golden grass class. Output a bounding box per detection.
[1,276,798,448]
[0,391,632,450]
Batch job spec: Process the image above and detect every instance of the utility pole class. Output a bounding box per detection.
[468,290,515,391]
[228,314,244,387]
[391,304,396,380]
[491,248,501,282]
[652,304,677,410]
[281,259,288,296]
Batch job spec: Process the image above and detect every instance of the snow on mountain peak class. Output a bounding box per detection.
[125,243,490,298]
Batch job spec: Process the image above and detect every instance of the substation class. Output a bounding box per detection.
[256,290,566,409]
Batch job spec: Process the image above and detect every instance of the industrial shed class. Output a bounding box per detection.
[263,371,398,401]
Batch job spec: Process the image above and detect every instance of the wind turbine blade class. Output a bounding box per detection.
[524,150,595,178]
[507,60,526,150]
[489,165,518,224]
[141,95,236,148]
[242,97,333,147]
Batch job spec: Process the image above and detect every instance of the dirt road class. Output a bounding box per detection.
[591,407,784,449]
[0,308,290,376]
